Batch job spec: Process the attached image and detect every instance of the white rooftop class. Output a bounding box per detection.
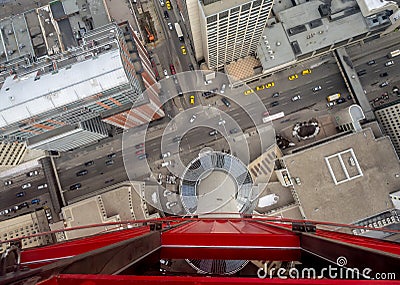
[0,49,129,128]
[356,0,398,17]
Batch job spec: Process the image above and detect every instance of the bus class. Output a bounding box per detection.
[262,111,285,123]
[387,49,400,58]
[327,93,341,102]
[174,23,184,41]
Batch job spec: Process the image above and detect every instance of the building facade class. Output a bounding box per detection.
[375,101,400,157]
[0,23,163,152]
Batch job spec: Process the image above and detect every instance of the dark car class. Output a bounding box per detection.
[188,63,194,71]
[16,192,25,198]
[270,101,279,107]
[337,98,346,104]
[357,70,367,76]
[221,98,230,107]
[76,170,88,176]
[380,72,388,77]
[272,92,280,98]
[107,153,117,159]
[105,179,115,184]
[164,11,169,19]
[138,153,148,160]
[105,160,114,166]
[170,64,176,75]
[229,128,239,134]
[70,183,82,190]
[84,160,94,167]
[367,60,375,65]
[19,202,29,209]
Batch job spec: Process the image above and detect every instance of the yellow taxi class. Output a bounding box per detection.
[166,0,171,9]
[302,69,311,75]
[265,81,275,88]
[244,89,254,95]
[181,45,187,55]
[190,95,195,105]
[288,74,299,81]
[255,85,265,91]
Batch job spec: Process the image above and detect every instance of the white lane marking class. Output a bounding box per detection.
[326,80,332,84]
[327,86,334,90]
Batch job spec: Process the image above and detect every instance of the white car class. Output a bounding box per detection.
[204,80,212,85]
[22,183,32,189]
[291,95,301,101]
[4,180,12,186]
[166,201,177,209]
[312,86,322,92]
[163,69,168,76]
[218,119,226,126]
[385,60,394,67]
[167,23,173,30]
[161,152,171,159]
[327,101,336,107]
[189,114,197,123]
[38,183,48,190]
[220,84,226,94]
[163,190,172,197]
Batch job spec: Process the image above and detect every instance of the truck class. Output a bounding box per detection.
[387,49,400,59]
[174,23,184,41]
[326,93,341,102]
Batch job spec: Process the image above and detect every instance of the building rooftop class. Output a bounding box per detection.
[202,0,255,16]
[0,49,129,128]
[257,20,296,72]
[356,0,398,17]
[278,1,369,56]
[284,128,400,224]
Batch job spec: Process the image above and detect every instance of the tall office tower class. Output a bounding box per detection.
[180,0,273,69]
[0,22,163,152]
[375,102,400,158]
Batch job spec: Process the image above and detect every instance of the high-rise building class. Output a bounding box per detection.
[375,101,400,157]
[179,0,273,69]
[0,22,163,152]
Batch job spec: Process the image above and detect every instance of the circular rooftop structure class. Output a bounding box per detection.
[180,151,255,216]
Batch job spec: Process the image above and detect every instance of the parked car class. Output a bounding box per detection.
[37,184,48,190]
[337,98,346,104]
[220,84,226,94]
[138,153,149,160]
[16,192,25,198]
[229,128,238,134]
[105,160,114,166]
[357,70,367,76]
[84,160,94,167]
[379,81,389,88]
[107,153,117,159]
[69,183,82,190]
[272,92,280,98]
[380,72,388,77]
[135,143,144,149]
[172,136,181,143]
[385,60,394,67]
[4,180,12,186]
[21,183,31,190]
[312,86,322,92]
[19,202,29,209]
[209,130,218,136]
[189,114,197,123]
[136,149,145,155]
[76,170,88,177]
[291,95,301,101]
[270,101,279,107]
[367,60,375,65]
[31,199,40,205]
[27,170,39,177]
[221,98,230,107]
[218,120,226,126]
[161,152,171,159]
[105,179,115,184]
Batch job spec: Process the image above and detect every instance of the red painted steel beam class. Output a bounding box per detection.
[161,246,300,260]
[37,274,400,285]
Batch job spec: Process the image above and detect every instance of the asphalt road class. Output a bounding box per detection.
[0,168,50,219]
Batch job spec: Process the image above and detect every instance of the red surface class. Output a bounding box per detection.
[38,274,400,285]
[161,220,300,260]
[21,226,150,268]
